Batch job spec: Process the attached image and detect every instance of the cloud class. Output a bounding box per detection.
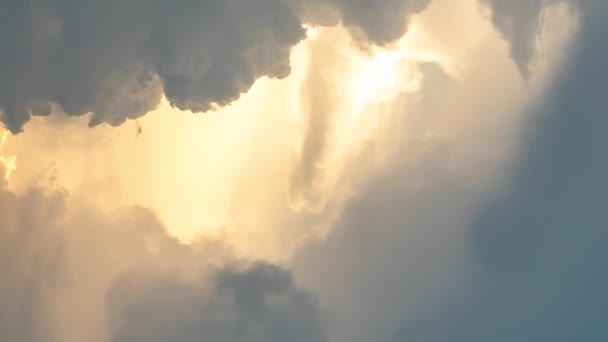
[481,0,545,78]
[0,0,433,134]
[295,1,608,341]
[0,174,326,342]
[0,0,305,133]
[0,179,67,342]
[288,35,339,212]
[455,3,608,340]
[4,2,607,342]
[293,129,482,342]
[482,0,579,78]
[300,0,431,44]
[109,262,326,342]
[291,56,518,341]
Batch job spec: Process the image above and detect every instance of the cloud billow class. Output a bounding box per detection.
[4,1,608,341]
[0,0,431,134]
[392,2,608,336]
[109,262,327,342]
[294,1,608,340]
[0,176,327,342]
[0,181,67,341]
[0,0,305,133]
[299,0,431,43]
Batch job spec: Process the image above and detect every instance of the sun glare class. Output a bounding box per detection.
[350,50,409,114]
[344,31,436,123]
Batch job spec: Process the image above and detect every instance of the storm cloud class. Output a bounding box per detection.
[0,0,431,134]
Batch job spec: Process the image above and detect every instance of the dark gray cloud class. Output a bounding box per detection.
[0,174,326,342]
[295,1,608,341]
[0,0,305,133]
[109,262,327,342]
[0,0,430,134]
[300,0,431,44]
[454,2,608,340]
[481,0,546,78]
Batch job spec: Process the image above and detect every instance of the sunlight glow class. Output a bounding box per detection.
[3,24,448,259]
[303,24,320,40]
[0,130,16,183]
[345,26,446,123]
[349,49,419,116]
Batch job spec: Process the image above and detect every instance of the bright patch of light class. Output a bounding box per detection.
[0,130,16,183]
[350,50,414,114]
[297,23,446,130]
[303,24,320,40]
[345,29,444,122]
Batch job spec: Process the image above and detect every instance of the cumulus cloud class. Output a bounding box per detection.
[290,38,527,336]
[481,0,546,78]
[0,174,326,342]
[295,1,608,341]
[4,1,607,342]
[454,3,608,340]
[0,181,66,342]
[292,105,485,342]
[299,0,431,44]
[482,0,580,78]
[0,0,432,134]
[0,0,305,133]
[109,262,326,342]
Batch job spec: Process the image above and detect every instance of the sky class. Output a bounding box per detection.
[0,0,606,341]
